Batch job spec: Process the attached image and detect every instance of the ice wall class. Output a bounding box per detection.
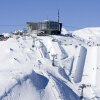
[73,46,87,83]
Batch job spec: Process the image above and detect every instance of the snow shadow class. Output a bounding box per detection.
[23,70,49,90]
[0,71,49,99]
[48,72,80,100]
[58,67,70,81]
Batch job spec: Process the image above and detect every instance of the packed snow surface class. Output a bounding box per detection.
[73,27,100,45]
[0,27,100,100]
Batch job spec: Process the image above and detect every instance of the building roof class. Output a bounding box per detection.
[27,20,61,25]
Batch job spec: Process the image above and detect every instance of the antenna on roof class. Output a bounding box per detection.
[58,9,60,23]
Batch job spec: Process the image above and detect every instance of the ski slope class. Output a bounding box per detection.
[0,31,80,100]
[0,27,100,100]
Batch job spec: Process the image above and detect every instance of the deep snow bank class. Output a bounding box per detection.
[73,27,100,44]
[0,34,80,100]
[1,71,49,100]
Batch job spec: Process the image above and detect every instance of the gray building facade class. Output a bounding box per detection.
[27,20,62,35]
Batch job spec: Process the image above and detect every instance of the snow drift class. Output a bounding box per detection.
[1,27,100,100]
[0,30,80,100]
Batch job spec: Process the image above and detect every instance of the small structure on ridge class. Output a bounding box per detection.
[26,20,62,36]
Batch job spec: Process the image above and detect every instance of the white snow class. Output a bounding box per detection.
[73,27,100,45]
[0,29,80,100]
[0,27,100,100]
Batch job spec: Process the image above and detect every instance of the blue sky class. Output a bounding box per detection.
[0,0,100,33]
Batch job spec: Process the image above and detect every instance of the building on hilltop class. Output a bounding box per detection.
[26,20,62,36]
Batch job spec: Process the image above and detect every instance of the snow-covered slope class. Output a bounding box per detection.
[1,27,100,100]
[72,27,100,99]
[0,32,80,100]
[73,27,100,45]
